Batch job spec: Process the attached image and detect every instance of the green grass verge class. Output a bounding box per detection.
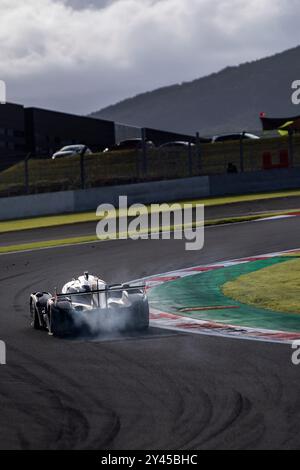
[1,189,300,234]
[149,256,300,332]
[223,257,300,314]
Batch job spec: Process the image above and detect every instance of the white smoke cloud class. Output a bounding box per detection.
[0,0,299,114]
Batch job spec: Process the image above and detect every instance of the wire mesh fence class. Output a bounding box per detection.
[0,132,300,198]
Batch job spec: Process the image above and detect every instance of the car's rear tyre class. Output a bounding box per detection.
[50,301,79,337]
[119,295,150,332]
[32,307,41,330]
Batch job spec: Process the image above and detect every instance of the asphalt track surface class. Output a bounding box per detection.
[1,195,300,247]
[1,217,300,449]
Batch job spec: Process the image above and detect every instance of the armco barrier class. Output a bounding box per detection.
[1,168,300,221]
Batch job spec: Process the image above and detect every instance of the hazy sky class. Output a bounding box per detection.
[0,0,299,115]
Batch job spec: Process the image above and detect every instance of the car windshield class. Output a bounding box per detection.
[61,146,83,152]
[162,142,190,147]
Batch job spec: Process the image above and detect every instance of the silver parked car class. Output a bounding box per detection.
[212,133,260,143]
[159,141,195,149]
[52,145,92,160]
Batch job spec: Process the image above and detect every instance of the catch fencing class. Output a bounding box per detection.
[0,131,300,198]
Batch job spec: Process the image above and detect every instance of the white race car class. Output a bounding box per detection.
[30,272,149,337]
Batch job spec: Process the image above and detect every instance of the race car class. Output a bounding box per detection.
[30,272,149,337]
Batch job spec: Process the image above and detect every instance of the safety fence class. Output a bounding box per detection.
[0,133,300,198]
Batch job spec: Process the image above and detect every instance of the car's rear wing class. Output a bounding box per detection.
[55,284,146,298]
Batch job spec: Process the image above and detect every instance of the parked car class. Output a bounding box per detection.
[159,141,195,149]
[52,145,92,160]
[212,133,260,143]
[103,138,155,153]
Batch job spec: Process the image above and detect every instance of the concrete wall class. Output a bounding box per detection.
[0,191,75,220]
[209,168,300,196]
[1,168,300,221]
[0,175,210,220]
